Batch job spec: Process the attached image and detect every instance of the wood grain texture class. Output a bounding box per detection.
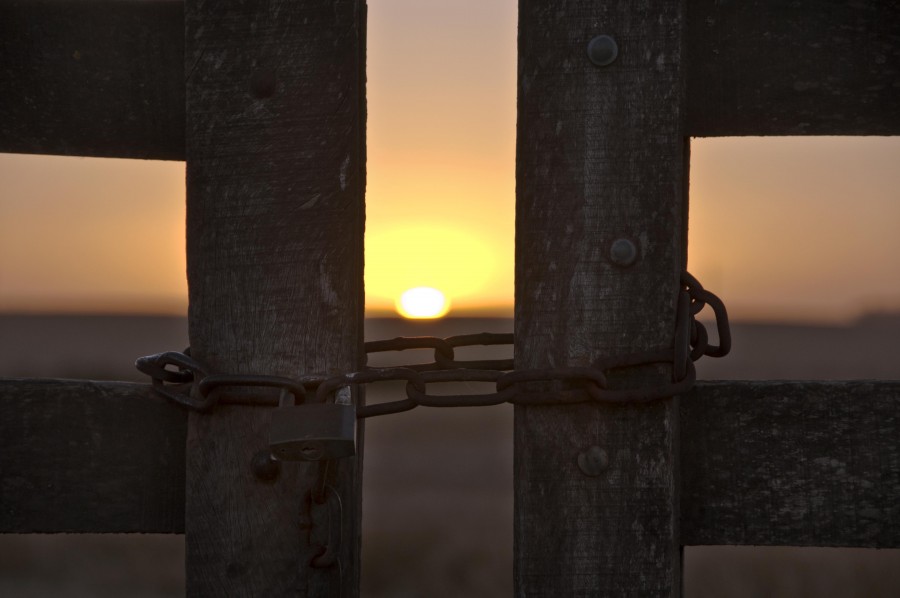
[2,1,893,163]
[514,0,687,595]
[0,0,184,160]
[687,0,900,136]
[3,377,895,552]
[0,379,185,533]
[682,381,900,548]
[184,0,365,594]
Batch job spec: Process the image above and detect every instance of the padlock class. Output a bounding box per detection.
[269,387,356,461]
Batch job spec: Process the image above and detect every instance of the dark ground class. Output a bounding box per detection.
[1,313,899,596]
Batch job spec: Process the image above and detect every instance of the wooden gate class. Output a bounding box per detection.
[1,0,898,595]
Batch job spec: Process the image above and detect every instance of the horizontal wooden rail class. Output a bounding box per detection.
[0,379,186,533]
[2,378,898,547]
[682,380,900,548]
[0,0,184,160]
[1,0,897,161]
[686,0,900,136]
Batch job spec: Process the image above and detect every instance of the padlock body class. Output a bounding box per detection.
[269,403,356,461]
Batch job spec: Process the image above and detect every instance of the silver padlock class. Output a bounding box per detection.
[269,386,356,461]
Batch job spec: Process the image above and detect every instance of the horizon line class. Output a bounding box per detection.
[2,308,899,328]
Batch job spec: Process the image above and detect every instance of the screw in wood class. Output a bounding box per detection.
[251,449,282,482]
[577,446,609,477]
[609,238,638,267]
[587,35,618,67]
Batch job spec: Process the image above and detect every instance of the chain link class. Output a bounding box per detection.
[135,271,730,415]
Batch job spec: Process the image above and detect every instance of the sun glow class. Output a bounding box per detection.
[396,287,450,319]
[365,224,500,315]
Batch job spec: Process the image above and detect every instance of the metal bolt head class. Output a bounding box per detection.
[587,35,618,67]
[609,238,638,267]
[251,449,281,482]
[578,446,609,477]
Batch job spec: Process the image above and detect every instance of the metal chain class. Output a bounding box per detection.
[135,271,730,415]
[135,272,729,572]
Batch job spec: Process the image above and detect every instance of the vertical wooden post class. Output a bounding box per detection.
[184,0,365,595]
[515,1,686,595]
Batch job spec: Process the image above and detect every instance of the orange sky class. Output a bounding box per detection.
[1,0,898,322]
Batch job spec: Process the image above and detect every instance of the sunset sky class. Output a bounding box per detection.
[1,0,898,322]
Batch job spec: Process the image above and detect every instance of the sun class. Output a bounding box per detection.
[396,287,451,319]
[364,224,501,315]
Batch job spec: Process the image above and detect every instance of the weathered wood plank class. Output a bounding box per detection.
[184,0,365,594]
[0,378,186,533]
[514,1,687,595]
[682,381,900,548]
[0,0,184,160]
[2,1,894,163]
[4,377,896,551]
[687,0,900,136]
